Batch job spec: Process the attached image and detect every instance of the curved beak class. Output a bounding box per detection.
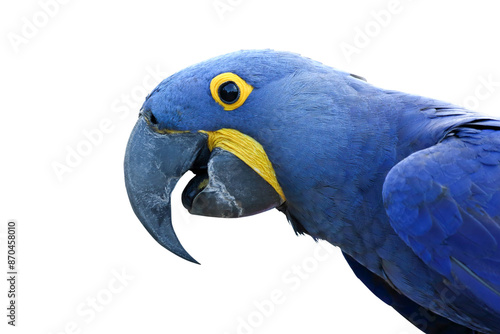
[124,114,283,264]
[124,116,207,263]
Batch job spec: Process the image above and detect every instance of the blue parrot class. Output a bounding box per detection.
[124,50,500,333]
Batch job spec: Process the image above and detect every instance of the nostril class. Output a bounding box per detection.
[150,113,158,124]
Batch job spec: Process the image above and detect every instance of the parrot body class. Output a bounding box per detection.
[125,50,500,333]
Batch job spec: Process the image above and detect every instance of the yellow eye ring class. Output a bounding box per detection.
[210,72,253,111]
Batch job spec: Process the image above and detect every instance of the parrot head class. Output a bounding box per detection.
[124,50,367,263]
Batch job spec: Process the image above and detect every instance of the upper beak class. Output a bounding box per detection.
[124,113,283,264]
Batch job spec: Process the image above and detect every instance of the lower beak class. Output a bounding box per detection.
[124,115,283,264]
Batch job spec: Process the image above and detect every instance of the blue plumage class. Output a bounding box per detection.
[384,125,500,329]
[139,50,500,333]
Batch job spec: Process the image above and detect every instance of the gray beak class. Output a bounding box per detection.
[124,114,283,264]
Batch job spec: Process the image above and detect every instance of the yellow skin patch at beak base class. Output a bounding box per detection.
[200,129,286,202]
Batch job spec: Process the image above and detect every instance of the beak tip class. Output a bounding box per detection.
[173,249,200,265]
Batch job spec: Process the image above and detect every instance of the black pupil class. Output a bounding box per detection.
[218,81,239,104]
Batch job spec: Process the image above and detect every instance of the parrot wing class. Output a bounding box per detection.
[382,120,500,331]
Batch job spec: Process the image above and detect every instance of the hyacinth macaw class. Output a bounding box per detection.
[124,50,500,333]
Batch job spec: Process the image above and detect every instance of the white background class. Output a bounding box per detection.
[2,1,500,333]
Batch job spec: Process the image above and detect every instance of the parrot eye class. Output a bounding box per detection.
[210,72,253,111]
[218,81,240,104]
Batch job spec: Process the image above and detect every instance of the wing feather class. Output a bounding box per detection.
[383,126,500,331]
